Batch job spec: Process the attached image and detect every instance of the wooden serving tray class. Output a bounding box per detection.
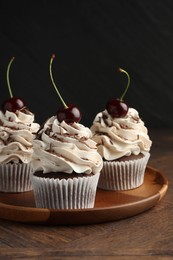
[0,166,168,225]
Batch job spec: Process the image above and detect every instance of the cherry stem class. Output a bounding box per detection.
[119,68,130,101]
[7,57,15,98]
[49,54,68,109]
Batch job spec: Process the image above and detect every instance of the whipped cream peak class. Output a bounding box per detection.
[91,108,152,161]
[0,110,39,132]
[32,116,103,174]
[0,109,40,164]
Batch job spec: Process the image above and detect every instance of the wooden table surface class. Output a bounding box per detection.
[0,129,172,260]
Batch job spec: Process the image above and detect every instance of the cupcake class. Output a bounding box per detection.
[31,54,103,209]
[90,68,152,190]
[0,108,40,192]
[31,116,103,209]
[0,57,40,192]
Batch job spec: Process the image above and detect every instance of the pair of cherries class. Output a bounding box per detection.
[2,56,81,124]
[2,98,80,125]
[50,56,130,122]
[2,56,129,124]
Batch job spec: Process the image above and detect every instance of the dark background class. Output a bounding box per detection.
[0,0,173,128]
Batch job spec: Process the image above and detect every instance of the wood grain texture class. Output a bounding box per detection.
[0,128,173,259]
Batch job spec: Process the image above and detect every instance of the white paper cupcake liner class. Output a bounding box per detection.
[32,172,100,209]
[0,163,33,192]
[98,153,150,191]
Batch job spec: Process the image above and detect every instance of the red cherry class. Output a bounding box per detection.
[2,97,25,113]
[2,57,26,113]
[57,104,82,123]
[106,98,128,118]
[49,54,82,124]
[106,68,130,118]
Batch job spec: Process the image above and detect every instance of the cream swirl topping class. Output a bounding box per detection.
[90,108,152,160]
[0,109,40,164]
[32,116,103,174]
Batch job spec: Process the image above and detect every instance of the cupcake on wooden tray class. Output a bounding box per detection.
[31,55,103,209]
[0,57,40,192]
[90,68,152,190]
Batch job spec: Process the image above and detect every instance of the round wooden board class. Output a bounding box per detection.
[0,166,168,225]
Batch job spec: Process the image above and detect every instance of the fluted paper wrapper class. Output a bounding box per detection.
[32,172,100,209]
[0,163,33,192]
[98,153,150,191]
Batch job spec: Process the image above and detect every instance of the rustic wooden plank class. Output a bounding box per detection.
[0,248,173,259]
